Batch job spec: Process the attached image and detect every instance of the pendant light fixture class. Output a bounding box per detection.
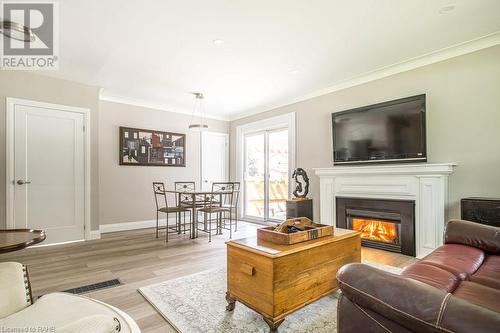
[0,20,35,42]
[188,92,208,131]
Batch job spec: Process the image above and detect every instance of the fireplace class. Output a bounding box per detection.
[336,197,415,256]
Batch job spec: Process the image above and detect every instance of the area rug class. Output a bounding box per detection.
[139,261,403,333]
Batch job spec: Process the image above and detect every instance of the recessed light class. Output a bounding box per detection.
[439,4,456,14]
[213,39,224,45]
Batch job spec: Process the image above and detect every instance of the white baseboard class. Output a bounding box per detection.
[89,230,101,240]
[33,239,85,247]
[99,218,177,234]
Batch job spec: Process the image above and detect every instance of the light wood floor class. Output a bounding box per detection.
[0,222,417,332]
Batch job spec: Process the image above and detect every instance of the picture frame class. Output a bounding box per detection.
[119,126,186,167]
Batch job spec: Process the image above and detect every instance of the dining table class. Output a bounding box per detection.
[164,189,236,239]
[0,229,46,254]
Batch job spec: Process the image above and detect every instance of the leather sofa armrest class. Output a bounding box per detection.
[337,263,500,333]
[444,219,500,255]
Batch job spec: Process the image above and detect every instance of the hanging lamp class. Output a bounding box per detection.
[188,92,208,131]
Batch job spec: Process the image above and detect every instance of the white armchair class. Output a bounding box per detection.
[0,262,140,333]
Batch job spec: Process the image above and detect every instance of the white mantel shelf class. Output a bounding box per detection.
[314,163,456,176]
[314,163,457,258]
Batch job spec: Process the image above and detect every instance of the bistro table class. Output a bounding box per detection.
[164,190,235,239]
[0,229,46,254]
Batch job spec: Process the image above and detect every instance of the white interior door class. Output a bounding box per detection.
[201,132,229,191]
[11,103,86,244]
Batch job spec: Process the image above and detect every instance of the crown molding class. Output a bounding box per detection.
[99,91,230,121]
[229,31,500,121]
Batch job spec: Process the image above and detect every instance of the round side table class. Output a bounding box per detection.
[0,229,46,254]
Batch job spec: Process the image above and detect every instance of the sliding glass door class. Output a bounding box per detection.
[244,132,265,219]
[244,128,289,222]
[268,129,289,220]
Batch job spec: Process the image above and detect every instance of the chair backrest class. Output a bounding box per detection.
[232,182,241,207]
[153,182,168,210]
[0,262,32,319]
[232,182,241,201]
[212,182,235,207]
[175,182,195,192]
[211,182,233,192]
[174,182,196,205]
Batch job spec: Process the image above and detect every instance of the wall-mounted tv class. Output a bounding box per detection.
[332,94,426,165]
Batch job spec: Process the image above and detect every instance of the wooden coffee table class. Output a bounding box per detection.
[226,228,360,332]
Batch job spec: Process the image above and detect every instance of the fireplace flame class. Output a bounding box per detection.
[352,218,399,244]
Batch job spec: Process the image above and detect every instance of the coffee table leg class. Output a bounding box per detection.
[225,292,236,311]
[263,317,284,333]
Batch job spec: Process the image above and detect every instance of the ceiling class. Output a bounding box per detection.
[45,0,500,120]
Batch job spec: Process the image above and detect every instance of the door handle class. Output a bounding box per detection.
[17,180,31,185]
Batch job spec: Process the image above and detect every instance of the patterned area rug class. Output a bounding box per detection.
[139,261,402,333]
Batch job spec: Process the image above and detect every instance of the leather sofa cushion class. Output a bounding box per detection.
[453,281,500,312]
[470,255,500,290]
[401,262,459,292]
[421,244,484,279]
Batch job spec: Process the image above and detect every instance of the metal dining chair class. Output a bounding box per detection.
[153,182,190,242]
[212,182,240,232]
[229,182,240,232]
[174,181,196,207]
[174,181,212,206]
[198,183,235,241]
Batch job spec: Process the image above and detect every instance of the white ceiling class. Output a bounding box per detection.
[45,0,500,120]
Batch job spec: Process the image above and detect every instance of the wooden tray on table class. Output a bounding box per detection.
[257,217,333,245]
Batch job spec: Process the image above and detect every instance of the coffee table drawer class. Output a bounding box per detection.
[227,246,274,316]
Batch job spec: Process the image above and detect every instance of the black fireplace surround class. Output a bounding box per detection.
[336,197,416,256]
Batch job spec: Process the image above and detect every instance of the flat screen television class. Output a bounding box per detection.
[332,94,426,165]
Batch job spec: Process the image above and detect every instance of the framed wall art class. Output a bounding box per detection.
[119,126,186,167]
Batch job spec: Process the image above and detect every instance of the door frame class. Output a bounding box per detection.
[200,131,229,189]
[6,97,92,241]
[235,112,296,223]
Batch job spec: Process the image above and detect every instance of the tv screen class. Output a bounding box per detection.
[332,94,426,164]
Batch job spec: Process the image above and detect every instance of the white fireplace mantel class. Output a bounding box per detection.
[314,163,456,258]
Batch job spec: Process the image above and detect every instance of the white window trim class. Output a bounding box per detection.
[235,112,296,221]
[5,97,92,241]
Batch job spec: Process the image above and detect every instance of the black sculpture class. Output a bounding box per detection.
[292,168,309,198]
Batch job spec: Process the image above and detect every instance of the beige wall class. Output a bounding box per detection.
[98,101,229,225]
[0,71,101,230]
[230,45,500,221]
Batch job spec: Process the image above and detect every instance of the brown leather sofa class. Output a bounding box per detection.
[337,219,500,333]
